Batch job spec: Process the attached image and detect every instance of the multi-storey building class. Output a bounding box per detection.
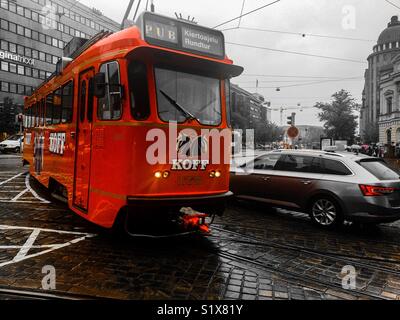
[361,16,400,142]
[0,0,119,133]
[230,83,271,129]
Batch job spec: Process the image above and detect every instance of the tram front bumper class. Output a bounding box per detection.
[127,192,233,215]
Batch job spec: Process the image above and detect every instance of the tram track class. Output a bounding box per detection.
[210,225,400,271]
[0,286,112,300]
[207,225,400,300]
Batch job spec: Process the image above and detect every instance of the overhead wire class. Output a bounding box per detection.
[222,26,375,43]
[213,0,281,28]
[226,41,367,63]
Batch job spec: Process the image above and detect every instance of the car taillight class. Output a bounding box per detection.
[359,185,396,196]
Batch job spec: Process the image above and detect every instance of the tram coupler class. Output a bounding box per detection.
[180,213,210,234]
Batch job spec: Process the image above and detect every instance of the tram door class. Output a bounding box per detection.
[73,69,95,211]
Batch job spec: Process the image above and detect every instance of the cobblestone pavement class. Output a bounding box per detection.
[1,155,400,300]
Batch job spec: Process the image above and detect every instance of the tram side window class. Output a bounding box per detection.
[46,94,54,125]
[53,88,62,125]
[33,103,38,127]
[128,61,150,121]
[61,81,74,123]
[29,107,33,128]
[40,99,45,126]
[87,78,94,122]
[225,79,231,127]
[98,61,122,120]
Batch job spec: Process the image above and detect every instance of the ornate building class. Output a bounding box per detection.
[361,16,400,143]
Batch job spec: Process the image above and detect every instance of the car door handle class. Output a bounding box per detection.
[70,132,76,138]
[262,177,271,181]
[301,180,312,185]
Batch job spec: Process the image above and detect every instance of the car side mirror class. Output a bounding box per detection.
[93,72,106,98]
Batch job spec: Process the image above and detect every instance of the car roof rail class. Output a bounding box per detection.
[271,149,346,158]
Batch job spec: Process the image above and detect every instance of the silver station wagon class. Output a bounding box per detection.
[230,150,400,228]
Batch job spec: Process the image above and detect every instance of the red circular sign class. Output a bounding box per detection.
[287,126,299,139]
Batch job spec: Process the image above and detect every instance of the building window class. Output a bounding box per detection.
[9,1,16,13]
[17,5,24,16]
[0,0,8,9]
[24,8,31,20]
[1,61,8,72]
[32,11,39,22]
[0,19,8,30]
[0,39,7,50]
[17,85,24,95]
[387,97,393,114]
[24,28,31,38]
[9,43,16,53]
[9,83,16,93]
[17,25,24,36]
[1,82,9,92]
[9,63,16,73]
[9,22,16,33]
[17,65,24,75]
[32,31,39,41]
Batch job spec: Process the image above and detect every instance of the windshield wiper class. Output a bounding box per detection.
[159,90,200,123]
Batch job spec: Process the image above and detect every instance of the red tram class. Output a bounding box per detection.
[23,12,243,232]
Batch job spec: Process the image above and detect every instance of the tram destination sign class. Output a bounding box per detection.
[140,12,225,59]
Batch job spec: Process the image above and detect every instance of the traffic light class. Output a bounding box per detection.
[287,112,296,126]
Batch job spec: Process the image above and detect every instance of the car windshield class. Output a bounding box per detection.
[359,159,400,181]
[155,67,221,126]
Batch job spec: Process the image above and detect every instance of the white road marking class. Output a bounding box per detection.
[0,173,24,186]
[10,189,29,202]
[0,225,96,236]
[0,225,97,268]
[13,229,40,262]
[25,174,50,204]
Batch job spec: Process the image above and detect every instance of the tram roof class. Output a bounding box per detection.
[25,12,243,105]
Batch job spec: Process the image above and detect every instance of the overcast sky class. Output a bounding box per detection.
[78,0,397,127]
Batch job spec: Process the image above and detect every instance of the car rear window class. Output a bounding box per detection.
[359,160,400,181]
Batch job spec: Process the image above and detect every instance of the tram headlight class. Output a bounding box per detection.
[163,171,170,179]
[155,171,163,179]
[155,171,170,179]
[210,170,222,178]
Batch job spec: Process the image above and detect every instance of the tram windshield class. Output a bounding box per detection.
[155,67,222,126]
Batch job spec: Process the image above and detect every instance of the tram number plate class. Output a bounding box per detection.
[177,176,202,186]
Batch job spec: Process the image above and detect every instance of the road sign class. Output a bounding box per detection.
[287,126,299,139]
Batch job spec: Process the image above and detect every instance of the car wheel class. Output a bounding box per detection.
[309,196,344,228]
[14,147,20,154]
